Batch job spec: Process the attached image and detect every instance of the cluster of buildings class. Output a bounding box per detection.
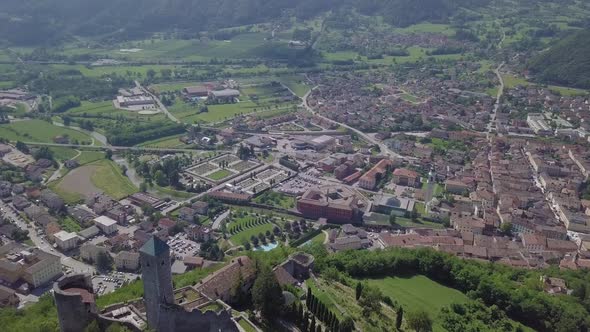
[114,87,155,110]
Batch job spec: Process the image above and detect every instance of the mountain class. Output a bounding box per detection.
[528,29,590,89]
[0,0,489,45]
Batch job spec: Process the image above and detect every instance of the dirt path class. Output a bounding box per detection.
[57,165,102,198]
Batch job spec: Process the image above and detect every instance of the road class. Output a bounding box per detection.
[488,62,505,135]
[301,87,406,160]
[135,80,180,124]
[52,121,109,146]
[23,141,227,154]
[0,201,95,274]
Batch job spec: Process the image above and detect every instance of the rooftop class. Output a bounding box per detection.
[139,236,169,257]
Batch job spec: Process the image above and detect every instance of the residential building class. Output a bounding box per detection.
[94,216,118,235]
[392,168,420,187]
[54,231,79,251]
[0,243,62,288]
[114,251,140,271]
[522,234,547,252]
[452,216,485,234]
[359,159,393,190]
[80,244,108,263]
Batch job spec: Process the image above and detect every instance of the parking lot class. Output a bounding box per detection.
[167,233,200,260]
[92,271,139,295]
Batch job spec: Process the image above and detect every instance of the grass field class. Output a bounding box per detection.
[237,318,257,332]
[207,169,233,181]
[49,147,79,161]
[137,134,187,148]
[253,191,295,209]
[90,160,137,199]
[280,75,310,97]
[0,119,92,144]
[51,64,178,78]
[364,275,468,331]
[502,74,588,96]
[74,151,105,165]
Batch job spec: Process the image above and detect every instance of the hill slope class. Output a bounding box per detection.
[0,0,489,45]
[528,29,590,89]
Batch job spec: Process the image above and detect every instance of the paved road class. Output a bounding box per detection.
[136,80,180,123]
[212,211,230,230]
[301,87,406,160]
[0,201,95,274]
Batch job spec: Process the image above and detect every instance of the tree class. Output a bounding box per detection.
[105,150,113,160]
[139,182,148,192]
[406,309,433,332]
[33,146,53,160]
[96,251,113,272]
[359,285,383,316]
[251,265,284,319]
[355,282,363,301]
[396,307,404,329]
[146,69,156,81]
[15,141,29,153]
[84,320,101,332]
[500,222,512,236]
[339,316,354,332]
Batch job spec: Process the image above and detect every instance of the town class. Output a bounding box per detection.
[1,1,590,332]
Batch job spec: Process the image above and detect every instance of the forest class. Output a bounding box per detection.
[528,29,590,89]
[0,0,491,45]
[310,246,590,332]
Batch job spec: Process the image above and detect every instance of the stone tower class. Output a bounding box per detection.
[53,274,97,332]
[140,236,174,331]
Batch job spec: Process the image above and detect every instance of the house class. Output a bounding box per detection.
[158,218,177,233]
[94,216,118,235]
[128,192,166,210]
[329,236,363,252]
[452,216,485,234]
[78,226,100,241]
[540,276,571,295]
[192,201,209,215]
[445,179,470,195]
[183,256,204,270]
[12,195,31,211]
[0,285,19,307]
[53,231,79,251]
[45,222,61,242]
[392,168,420,187]
[522,234,547,252]
[114,251,140,271]
[187,225,213,242]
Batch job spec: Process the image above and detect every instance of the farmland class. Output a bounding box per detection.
[0,119,93,144]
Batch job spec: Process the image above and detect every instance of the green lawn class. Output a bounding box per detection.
[253,191,295,209]
[137,134,187,148]
[74,151,106,165]
[207,169,233,181]
[364,275,469,332]
[60,216,82,232]
[238,318,258,332]
[0,119,92,144]
[49,147,79,161]
[90,160,138,199]
[280,75,310,97]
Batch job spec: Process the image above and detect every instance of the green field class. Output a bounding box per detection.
[364,275,469,331]
[49,147,79,161]
[90,160,138,199]
[502,74,588,96]
[226,209,289,245]
[253,191,295,209]
[207,169,233,181]
[74,151,106,165]
[137,134,187,148]
[51,64,178,78]
[280,75,310,97]
[0,119,92,144]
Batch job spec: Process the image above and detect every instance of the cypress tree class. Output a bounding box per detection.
[355,282,363,301]
[310,316,316,332]
[306,287,312,308]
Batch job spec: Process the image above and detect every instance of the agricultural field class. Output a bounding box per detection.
[74,151,106,165]
[363,275,469,332]
[51,64,179,79]
[0,119,93,144]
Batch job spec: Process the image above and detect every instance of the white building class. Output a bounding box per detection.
[94,216,118,235]
[53,231,79,251]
